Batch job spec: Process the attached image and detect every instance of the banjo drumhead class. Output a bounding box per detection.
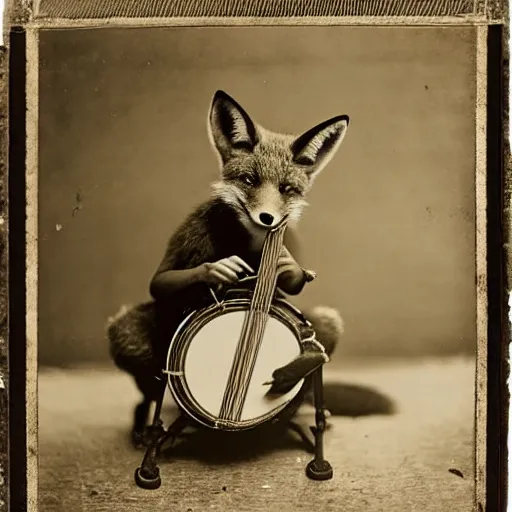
[178,308,303,425]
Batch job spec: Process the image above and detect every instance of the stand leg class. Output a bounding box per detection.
[287,420,315,454]
[156,413,191,456]
[306,367,333,481]
[135,380,166,490]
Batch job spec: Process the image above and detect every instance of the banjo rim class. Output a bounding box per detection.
[165,297,309,431]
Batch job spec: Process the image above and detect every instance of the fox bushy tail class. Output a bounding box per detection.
[107,302,343,380]
[302,305,344,357]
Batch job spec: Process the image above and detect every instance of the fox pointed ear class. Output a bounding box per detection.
[208,90,259,164]
[291,115,349,180]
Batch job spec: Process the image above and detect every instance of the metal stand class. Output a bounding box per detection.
[134,367,332,489]
[134,379,191,490]
[305,366,333,480]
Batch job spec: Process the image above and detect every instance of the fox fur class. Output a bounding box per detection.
[107,90,349,431]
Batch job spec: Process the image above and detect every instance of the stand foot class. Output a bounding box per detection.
[306,459,333,481]
[135,466,161,489]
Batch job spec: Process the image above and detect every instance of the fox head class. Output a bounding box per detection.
[207,90,349,233]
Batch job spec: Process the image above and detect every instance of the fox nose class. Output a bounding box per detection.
[259,213,274,226]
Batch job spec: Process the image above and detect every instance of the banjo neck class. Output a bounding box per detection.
[251,218,288,313]
[217,218,288,425]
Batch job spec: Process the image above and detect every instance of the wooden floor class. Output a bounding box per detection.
[38,356,475,512]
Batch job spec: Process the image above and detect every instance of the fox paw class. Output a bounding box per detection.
[131,427,152,449]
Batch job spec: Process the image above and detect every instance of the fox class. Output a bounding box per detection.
[107,90,349,446]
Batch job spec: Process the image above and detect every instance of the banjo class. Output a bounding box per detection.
[164,217,329,431]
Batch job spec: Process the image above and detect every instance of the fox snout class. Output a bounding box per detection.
[212,177,304,229]
[244,182,288,229]
[248,206,281,229]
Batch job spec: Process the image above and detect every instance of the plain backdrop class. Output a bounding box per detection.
[38,26,477,366]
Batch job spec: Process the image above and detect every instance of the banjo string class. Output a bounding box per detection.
[218,312,252,419]
[218,300,254,419]
[232,235,283,420]
[219,223,286,422]
[218,230,271,420]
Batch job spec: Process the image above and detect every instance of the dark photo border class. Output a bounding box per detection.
[2,6,510,511]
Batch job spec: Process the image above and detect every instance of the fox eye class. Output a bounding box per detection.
[241,174,258,186]
[279,183,299,195]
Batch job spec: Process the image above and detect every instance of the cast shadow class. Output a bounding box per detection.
[314,381,397,417]
[148,381,396,466]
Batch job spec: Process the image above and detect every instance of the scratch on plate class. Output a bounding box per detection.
[72,191,83,217]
